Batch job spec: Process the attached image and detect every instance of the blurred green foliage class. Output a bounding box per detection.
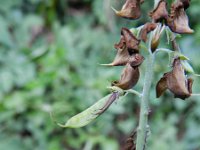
[0,0,200,150]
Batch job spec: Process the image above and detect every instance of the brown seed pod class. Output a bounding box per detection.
[113,0,142,20]
[129,53,144,68]
[156,58,193,100]
[123,129,137,150]
[112,63,140,90]
[181,0,191,9]
[121,28,140,53]
[149,0,168,23]
[106,45,130,66]
[167,0,193,34]
[102,28,141,66]
[140,23,157,42]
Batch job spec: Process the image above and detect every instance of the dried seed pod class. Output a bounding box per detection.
[107,46,130,66]
[103,28,141,66]
[129,53,144,68]
[121,28,140,53]
[156,74,168,98]
[112,63,140,90]
[149,0,168,22]
[156,58,193,100]
[113,0,141,20]
[167,0,193,34]
[181,0,191,9]
[140,23,157,42]
[114,36,126,50]
[151,24,165,52]
[123,129,137,150]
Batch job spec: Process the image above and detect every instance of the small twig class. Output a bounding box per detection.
[126,89,142,98]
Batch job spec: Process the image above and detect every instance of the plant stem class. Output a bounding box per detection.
[136,53,155,150]
[135,1,159,149]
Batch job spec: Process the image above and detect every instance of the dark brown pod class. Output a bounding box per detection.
[140,0,144,4]
[114,36,125,50]
[156,74,168,98]
[103,28,141,66]
[123,130,137,150]
[156,58,193,100]
[121,28,140,53]
[167,0,193,34]
[113,0,141,20]
[140,23,157,42]
[107,46,130,66]
[112,63,140,90]
[149,0,168,22]
[129,53,144,68]
[181,0,191,9]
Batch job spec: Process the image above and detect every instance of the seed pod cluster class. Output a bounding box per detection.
[112,0,194,98]
[110,28,144,90]
[99,0,194,115]
[149,0,193,34]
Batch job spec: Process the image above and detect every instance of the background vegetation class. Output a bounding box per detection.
[0,0,200,150]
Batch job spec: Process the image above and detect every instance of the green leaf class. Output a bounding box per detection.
[57,94,121,128]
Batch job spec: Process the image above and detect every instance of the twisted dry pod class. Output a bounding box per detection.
[149,0,168,23]
[121,28,140,53]
[113,0,142,20]
[167,0,193,34]
[181,0,191,9]
[140,22,157,42]
[111,54,144,90]
[156,58,193,100]
[123,130,137,150]
[104,28,141,66]
[112,63,140,90]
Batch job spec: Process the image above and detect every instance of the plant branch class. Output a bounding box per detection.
[126,89,142,97]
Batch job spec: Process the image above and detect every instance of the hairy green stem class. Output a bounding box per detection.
[136,53,155,150]
[135,0,160,149]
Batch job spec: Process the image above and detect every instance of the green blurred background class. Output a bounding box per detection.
[0,0,200,150]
